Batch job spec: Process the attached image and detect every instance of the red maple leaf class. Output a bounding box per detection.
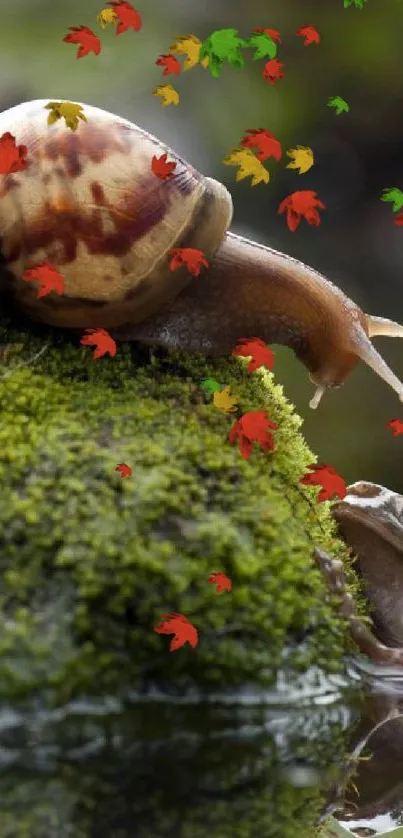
[262,58,284,85]
[169,248,209,277]
[254,27,282,44]
[151,153,177,180]
[115,463,132,477]
[154,613,198,651]
[278,191,326,232]
[208,571,232,593]
[300,464,346,503]
[156,54,181,76]
[229,410,279,460]
[63,26,101,59]
[22,261,64,298]
[394,213,403,226]
[296,25,320,46]
[0,132,28,174]
[239,128,282,162]
[386,418,403,437]
[232,337,275,373]
[107,1,142,34]
[80,328,117,360]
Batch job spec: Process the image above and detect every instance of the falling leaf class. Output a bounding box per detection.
[278,190,326,231]
[169,34,204,71]
[200,377,222,396]
[22,262,65,298]
[213,386,240,414]
[262,58,284,85]
[151,153,177,180]
[229,410,279,460]
[97,7,117,27]
[327,96,349,115]
[394,213,403,226]
[80,328,117,360]
[232,337,275,373]
[169,248,209,276]
[286,146,314,174]
[386,418,403,437]
[0,132,28,174]
[199,29,248,78]
[152,84,180,106]
[208,572,232,593]
[156,54,181,77]
[344,0,368,8]
[296,25,321,46]
[381,187,403,212]
[246,31,277,60]
[63,26,101,59]
[300,464,347,503]
[254,27,282,44]
[107,1,142,34]
[45,101,88,131]
[115,463,132,477]
[223,147,270,187]
[154,613,198,651]
[240,128,282,162]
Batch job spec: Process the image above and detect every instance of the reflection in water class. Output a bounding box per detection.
[0,674,360,838]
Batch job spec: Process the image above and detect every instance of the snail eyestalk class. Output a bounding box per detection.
[309,385,325,410]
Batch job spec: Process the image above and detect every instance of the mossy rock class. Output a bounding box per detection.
[0,319,362,704]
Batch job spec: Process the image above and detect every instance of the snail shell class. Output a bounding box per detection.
[0,100,233,329]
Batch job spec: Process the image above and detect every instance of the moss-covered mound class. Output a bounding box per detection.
[0,320,361,703]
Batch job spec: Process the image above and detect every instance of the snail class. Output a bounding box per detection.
[0,99,403,409]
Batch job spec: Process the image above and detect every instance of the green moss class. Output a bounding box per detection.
[0,320,363,702]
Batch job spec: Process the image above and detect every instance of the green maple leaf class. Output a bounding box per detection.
[343,0,368,8]
[381,187,403,212]
[199,28,248,77]
[327,95,349,115]
[245,32,277,60]
[200,377,222,396]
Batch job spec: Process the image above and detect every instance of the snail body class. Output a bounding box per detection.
[1,99,403,409]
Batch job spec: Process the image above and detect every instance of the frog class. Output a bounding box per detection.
[313,481,403,666]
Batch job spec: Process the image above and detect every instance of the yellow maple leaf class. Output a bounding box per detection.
[286,146,314,174]
[169,34,203,71]
[45,101,88,131]
[213,386,240,414]
[223,147,270,187]
[152,84,180,107]
[97,8,117,28]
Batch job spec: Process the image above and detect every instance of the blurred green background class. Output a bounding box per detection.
[1,0,403,491]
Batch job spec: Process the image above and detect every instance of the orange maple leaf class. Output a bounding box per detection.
[154,613,198,651]
[262,58,284,85]
[278,190,326,231]
[63,26,101,59]
[232,337,275,372]
[300,464,346,503]
[229,410,279,460]
[0,132,28,174]
[115,463,132,477]
[22,262,65,298]
[151,153,177,180]
[169,248,209,277]
[386,418,403,437]
[254,27,282,44]
[240,128,282,162]
[80,328,117,360]
[107,1,142,34]
[156,54,181,76]
[208,571,232,593]
[296,25,320,46]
